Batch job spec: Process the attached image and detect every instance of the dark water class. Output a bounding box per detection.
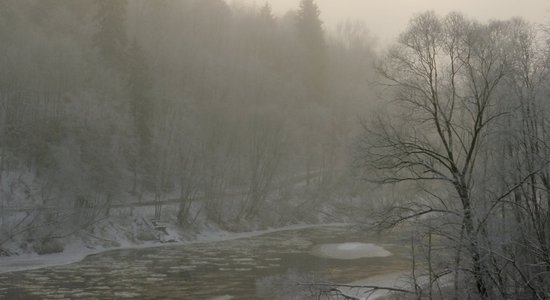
[0,225,410,299]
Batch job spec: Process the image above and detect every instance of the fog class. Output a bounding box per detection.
[1,0,550,299]
[245,0,549,44]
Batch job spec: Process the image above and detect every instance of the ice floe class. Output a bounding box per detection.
[310,242,392,260]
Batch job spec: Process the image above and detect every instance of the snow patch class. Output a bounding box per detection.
[310,242,392,260]
[337,242,367,251]
[208,296,234,300]
[114,292,141,298]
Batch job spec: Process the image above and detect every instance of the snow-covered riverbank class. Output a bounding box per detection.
[0,222,350,274]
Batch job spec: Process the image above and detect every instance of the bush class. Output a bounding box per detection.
[34,239,64,255]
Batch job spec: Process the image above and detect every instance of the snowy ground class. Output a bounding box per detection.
[0,222,349,274]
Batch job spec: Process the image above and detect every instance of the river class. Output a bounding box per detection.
[0,225,411,299]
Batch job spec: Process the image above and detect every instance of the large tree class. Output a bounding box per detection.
[357,12,515,299]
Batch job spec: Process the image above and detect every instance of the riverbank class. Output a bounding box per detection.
[0,222,350,274]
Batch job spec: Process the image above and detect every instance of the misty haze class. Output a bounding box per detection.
[0,1,549,299]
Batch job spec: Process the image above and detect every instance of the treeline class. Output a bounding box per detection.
[357,12,550,299]
[0,0,376,245]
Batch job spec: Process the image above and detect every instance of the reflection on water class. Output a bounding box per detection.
[0,226,410,299]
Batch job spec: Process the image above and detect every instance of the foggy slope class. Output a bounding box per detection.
[0,0,377,257]
[2,1,550,299]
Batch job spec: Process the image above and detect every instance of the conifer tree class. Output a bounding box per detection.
[296,0,326,102]
[296,0,324,51]
[93,0,128,68]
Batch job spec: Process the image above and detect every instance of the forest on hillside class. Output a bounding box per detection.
[2,0,550,299]
[0,0,376,252]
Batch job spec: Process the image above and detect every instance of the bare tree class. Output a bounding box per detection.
[239,115,284,220]
[356,12,514,299]
[488,18,550,298]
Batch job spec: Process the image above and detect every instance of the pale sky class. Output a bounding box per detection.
[242,0,549,45]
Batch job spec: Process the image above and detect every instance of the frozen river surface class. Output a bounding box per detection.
[0,225,410,299]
